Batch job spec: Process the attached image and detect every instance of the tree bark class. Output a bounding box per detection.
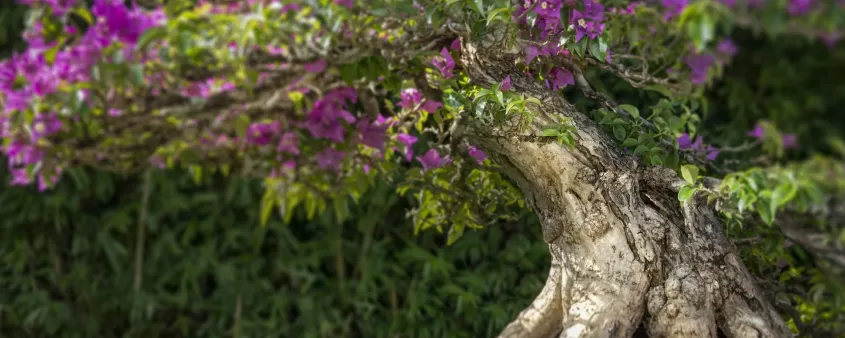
[459,42,792,338]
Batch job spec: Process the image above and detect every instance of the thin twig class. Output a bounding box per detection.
[232,295,242,338]
[133,170,153,291]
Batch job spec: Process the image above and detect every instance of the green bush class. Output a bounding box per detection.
[0,165,547,337]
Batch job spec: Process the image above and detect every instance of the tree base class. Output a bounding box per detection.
[495,171,791,338]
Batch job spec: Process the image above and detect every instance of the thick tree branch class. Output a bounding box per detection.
[778,207,845,267]
[582,57,680,92]
[652,173,845,269]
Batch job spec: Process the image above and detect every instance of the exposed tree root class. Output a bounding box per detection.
[492,177,791,338]
[497,248,563,338]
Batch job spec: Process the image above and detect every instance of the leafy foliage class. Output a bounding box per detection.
[0,163,547,337]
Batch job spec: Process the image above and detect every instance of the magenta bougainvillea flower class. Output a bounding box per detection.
[417,148,452,171]
[396,133,418,161]
[788,0,814,15]
[316,148,346,170]
[30,113,63,141]
[546,67,574,90]
[399,88,423,109]
[661,0,689,20]
[432,48,455,79]
[685,53,715,84]
[450,38,461,51]
[677,133,720,160]
[357,119,388,151]
[277,132,300,155]
[303,60,328,73]
[782,134,799,149]
[245,121,281,146]
[748,123,799,149]
[500,76,512,91]
[717,39,738,58]
[421,100,442,113]
[468,146,488,164]
[748,124,765,139]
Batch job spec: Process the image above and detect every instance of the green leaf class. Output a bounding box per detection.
[136,26,167,52]
[558,133,575,147]
[191,166,202,184]
[470,0,484,15]
[622,138,638,147]
[649,154,664,166]
[612,125,626,141]
[588,40,602,61]
[486,7,510,25]
[634,145,649,155]
[340,63,359,83]
[128,64,145,87]
[260,187,275,226]
[756,200,774,225]
[447,223,466,245]
[165,0,194,16]
[233,114,250,139]
[73,7,95,24]
[572,37,588,57]
[474,89,492,101]
[540,127,560,137]
[678,186,696,202]
[645,84,672,98]
[305,194,319,220]
[772,183,797,207]
[693,14,714,51]
[44,38,65,65]
[333,198,349,224]
[681,165,699,185]
[803,182,824,204]
[494,89,505,108]
[524,97,542,106]
[610,118,627,126]
[828,138,845,158]
[618,104,640,119]
[738,193,748,213]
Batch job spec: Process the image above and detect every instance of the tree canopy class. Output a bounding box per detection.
[2,0,845,336]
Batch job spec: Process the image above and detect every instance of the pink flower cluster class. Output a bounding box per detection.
[685,38,738,85]
[2,0,473,191]
[677,133,720,161]
[398,88,442,114]
[748,123,799,149]
[513,0,607,42]
[2,0,163,189]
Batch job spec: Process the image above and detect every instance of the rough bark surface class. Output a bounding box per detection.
[458,42,792,338]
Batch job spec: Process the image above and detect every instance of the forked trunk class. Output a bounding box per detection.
[459,42,791,338]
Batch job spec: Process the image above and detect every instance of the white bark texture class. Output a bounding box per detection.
[459,42,792,338]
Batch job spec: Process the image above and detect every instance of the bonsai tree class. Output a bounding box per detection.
[1,0,844,336]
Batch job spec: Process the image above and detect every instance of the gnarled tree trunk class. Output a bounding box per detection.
[459,42,791,338]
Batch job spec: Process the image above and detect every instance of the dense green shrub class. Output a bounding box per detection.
[0,165,546,337]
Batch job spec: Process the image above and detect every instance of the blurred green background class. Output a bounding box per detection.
[0,163,547,337]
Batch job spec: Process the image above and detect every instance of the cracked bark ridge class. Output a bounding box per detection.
[459,43,791,338]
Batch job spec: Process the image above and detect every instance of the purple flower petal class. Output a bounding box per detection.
[500,76,512,91]
[468,145,488,164]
